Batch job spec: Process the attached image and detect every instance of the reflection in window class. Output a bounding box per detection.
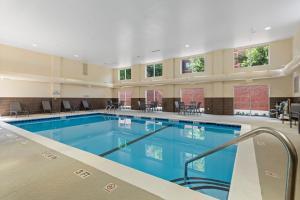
[145,144,163,160]
[183,125,205,140]
[185,152,205,172]
[117,137,131,152]
[145,121,162,132]
[118,118,132,129]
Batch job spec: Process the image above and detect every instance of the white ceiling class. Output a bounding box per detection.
[0,0,300,68]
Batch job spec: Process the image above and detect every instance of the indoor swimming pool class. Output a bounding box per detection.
[9,113,241,200]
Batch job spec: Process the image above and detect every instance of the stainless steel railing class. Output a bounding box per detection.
[183,127,298,200]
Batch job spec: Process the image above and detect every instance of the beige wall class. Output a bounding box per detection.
[0,44,113,98]
[114,38,294,99]
[0,35,297,99]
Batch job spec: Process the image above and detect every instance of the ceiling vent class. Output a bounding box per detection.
[83,63,88,75]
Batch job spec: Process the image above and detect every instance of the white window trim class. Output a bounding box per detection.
[180,56,205,74]
[233,44,271,69]
[119,68,131,80]
[145,63,163,78]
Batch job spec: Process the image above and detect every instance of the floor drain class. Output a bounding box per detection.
[104,183,118,193]
[41,152,58,160]
[74,169,92,179]
[265,170,280,178]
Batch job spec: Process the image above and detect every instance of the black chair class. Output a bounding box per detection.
[289,103,300,131]
[9,102,29,117]
[62,100,73,112]
[195,102,202,115]
[118,101,125,110]
[42,100,52,113]
[138,100,146,112]
[82,100,92,110]
[105,100,115,111]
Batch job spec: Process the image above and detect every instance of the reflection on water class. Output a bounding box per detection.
[145,121,163,131]
[118,118,132,129]
[117,137,131,152]
[185,152,206,172]
[182,125,205,140]
[145,144,163,161]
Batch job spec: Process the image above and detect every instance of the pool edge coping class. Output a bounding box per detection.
[0,111,262,200]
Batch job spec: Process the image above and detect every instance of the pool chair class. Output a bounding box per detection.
[9,102,30,117]
[118,101,125,110]
[62,100,73,112]
[138,100,146,112]
[289,103,300,131]
[42,100,52,113]
[82,100,92,110]
[105,100,115,111]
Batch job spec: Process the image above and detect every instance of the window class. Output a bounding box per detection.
[182,56,205,73]
[118,91,132,107]
[146,90,163,105]
[181,88,205,108]
[234,85,269,116]
[234,45,269,68]
[146,63,163,77]
[119,68,131,80]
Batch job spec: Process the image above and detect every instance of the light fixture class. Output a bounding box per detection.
[264,26,272,31]
[73,54,79,58]
[152,50,160,53]
[32,43,37,47]
[185,44,190,48]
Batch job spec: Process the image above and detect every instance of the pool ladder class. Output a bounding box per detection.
[182,127,298,200]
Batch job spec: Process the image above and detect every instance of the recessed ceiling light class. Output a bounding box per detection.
[73,54,79,58]
[32,43,37,47]
[185,44,190,48]
[264,26,272,31]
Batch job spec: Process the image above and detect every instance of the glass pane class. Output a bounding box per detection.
[234,45,269,68]
[155,90,163,105]
[147,65,154,77]
[155,64,163,77]
[119,69,125,80]
[146,90,155,103]
[181,88,204,107]
[191,57,205,72]
[125,68,131,80]
[234,86,251,110]
[182,59,192,73]
[250,85,269,111]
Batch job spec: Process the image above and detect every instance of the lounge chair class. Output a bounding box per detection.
[118,101,125,110]
[42,100,52,113]
[9,102,29,117]
[62,100,73,112]
[105,100,115,111]
[82,100,92,110]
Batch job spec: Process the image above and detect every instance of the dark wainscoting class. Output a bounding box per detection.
[131,98,145,110]
[0,97,117,116]
[204,98,234,115]
[162,98,180,112]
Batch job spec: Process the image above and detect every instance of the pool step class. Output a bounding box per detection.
[171,177,230,192]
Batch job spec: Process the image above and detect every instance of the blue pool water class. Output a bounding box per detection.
[9,113,240,200]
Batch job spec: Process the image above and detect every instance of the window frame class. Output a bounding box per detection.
[180,56,205,74]
[119,67,132,80]
[233,44,270,69]
[145,63,163,78]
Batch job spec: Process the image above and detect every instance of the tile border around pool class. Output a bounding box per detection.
[0,111,262,200]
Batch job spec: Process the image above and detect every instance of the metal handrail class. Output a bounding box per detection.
[184,127,298,200]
